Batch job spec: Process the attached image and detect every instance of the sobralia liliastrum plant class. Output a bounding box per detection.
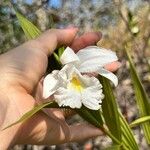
[43,46,118,110]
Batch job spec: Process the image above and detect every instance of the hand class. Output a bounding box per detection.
[0,28,120,149]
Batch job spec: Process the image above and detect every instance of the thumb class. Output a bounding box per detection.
[27,28,78,56]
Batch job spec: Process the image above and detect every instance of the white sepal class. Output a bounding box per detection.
[97,68,118,87]
[43,71,59,99]
[77,46,118,64]
[60,47,80,65]
[77,46,118,73]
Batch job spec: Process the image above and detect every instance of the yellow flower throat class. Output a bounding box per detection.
[68,76,84,92]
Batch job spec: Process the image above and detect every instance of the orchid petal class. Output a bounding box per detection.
[81,75,102,88]
[54,87,82,109]
[58,64,84,89]
[78,63,100,73]
[82,87,103,110]
[43,71,59,99]
[77,46,118,63]
[77,46,118,72]
[79,56,118,71]
[81,76,104,110]
[60,47,80,65]
[57,64,69,82]
[97,68,118,87]
[59,64,81,79]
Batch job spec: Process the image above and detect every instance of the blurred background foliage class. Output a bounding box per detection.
[0,0,150,149]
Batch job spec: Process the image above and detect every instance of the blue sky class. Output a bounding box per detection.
[25,0,61,8]
[25,0,32,4]
[49,0,62,8]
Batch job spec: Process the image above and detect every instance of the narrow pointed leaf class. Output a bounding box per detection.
[76,106,103,128]
[87,109,103,125]
[130,116,150,128]
[76,107,122,145]
[119,113,139,150]
[53,47,65,65]
[100,76,121,143]
[99,76,139,149]
[53,52,60,63]
[3,101,58,130]
[126,48,150,144]
[16,12,41,39]
[58,46,65,58]
[146,58,150,72]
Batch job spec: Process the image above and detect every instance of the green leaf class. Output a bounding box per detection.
[87,109,104,126]
[130,116,150,128]
[125,48,150,144]
[58,46,65,58]
[53,47,65,65]
[53,52,60,63]
[100,76,122,143]
[76,106,103,128]
[99,76,139,149]
[146,58,150,72]
[16,11,63,71]
[16,11,41,39]
[119,112,139,150]
[3,101,58,130]
[76,107,122,145]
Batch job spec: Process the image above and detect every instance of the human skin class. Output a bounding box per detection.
[0,28,120,149]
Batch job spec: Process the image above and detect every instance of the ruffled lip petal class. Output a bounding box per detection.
[80,75,103,110]
[54,87,82,109]
[97,68,118,87]
[60,47,80,65]
[81,89,103,110]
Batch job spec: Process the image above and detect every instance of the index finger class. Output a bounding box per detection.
[70,32,102,52]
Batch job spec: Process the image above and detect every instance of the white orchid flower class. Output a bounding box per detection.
[43,46,118,110]
[60,46,118,86]
[43,64,104,110]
